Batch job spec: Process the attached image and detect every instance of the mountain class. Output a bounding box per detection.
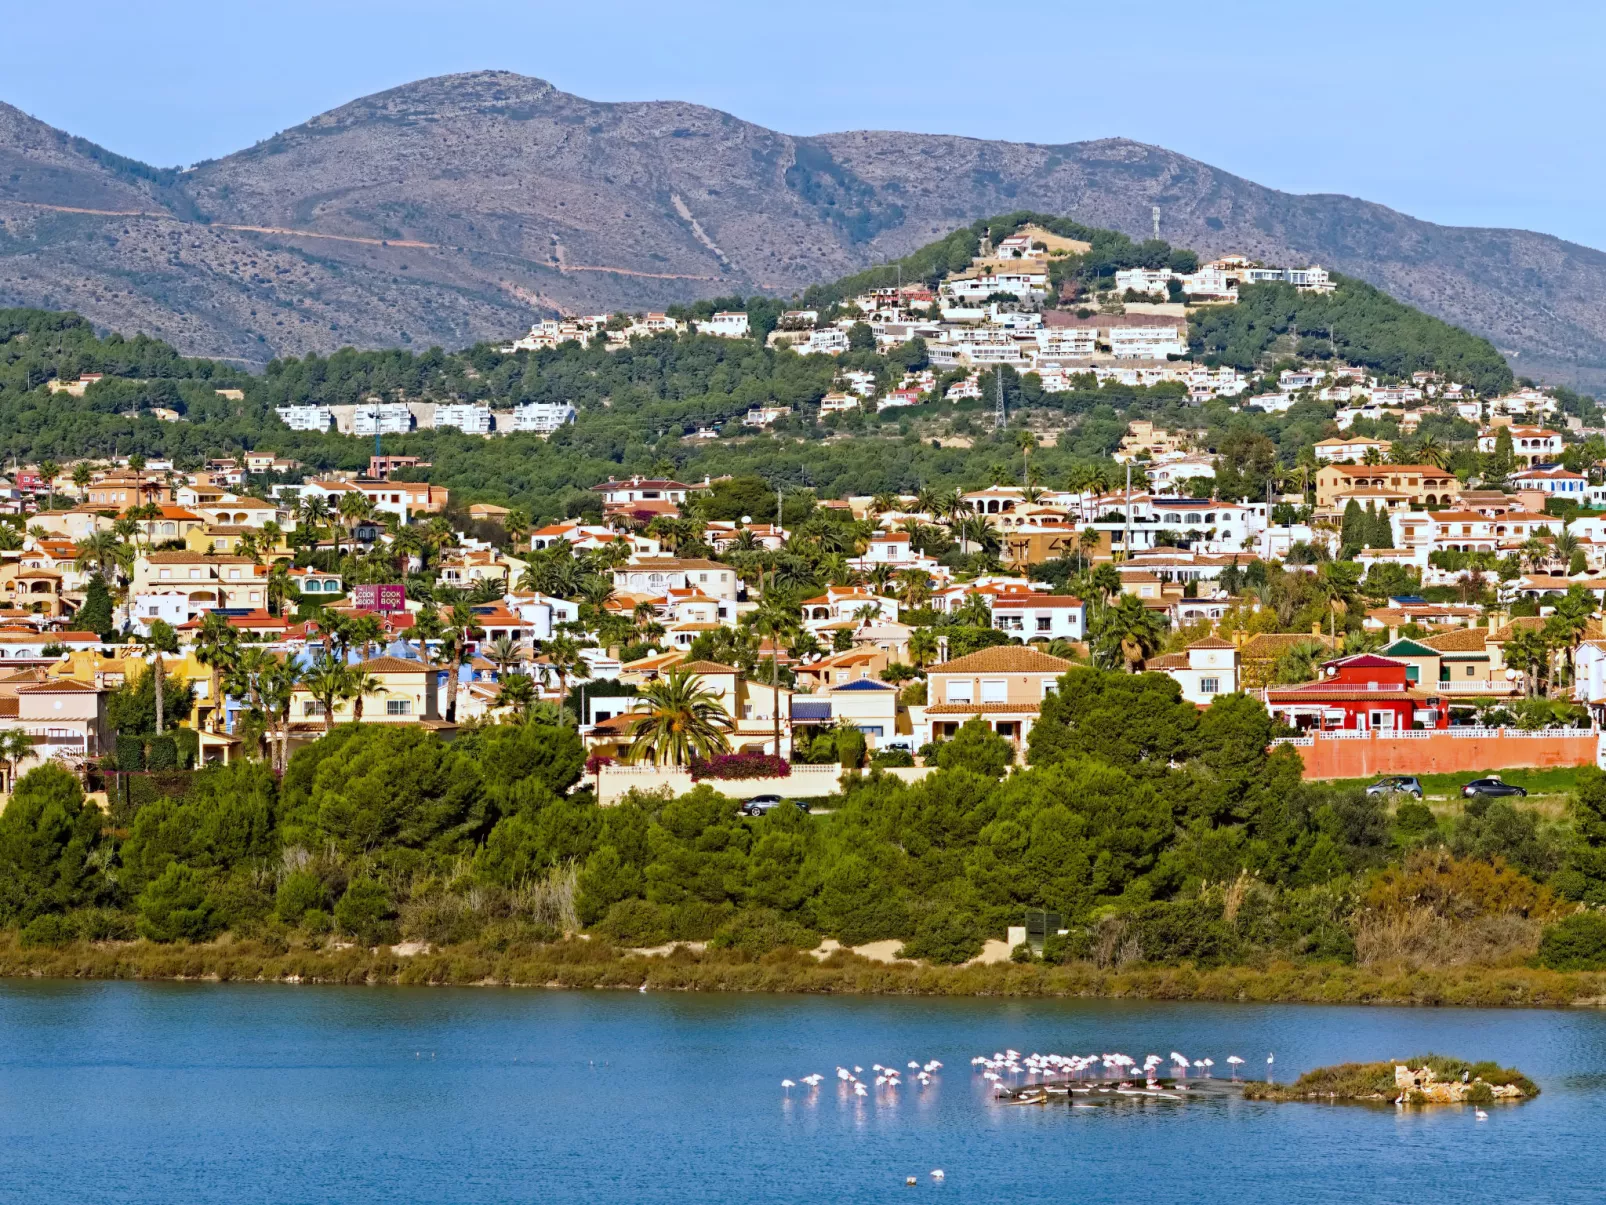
[3,70,1606,387]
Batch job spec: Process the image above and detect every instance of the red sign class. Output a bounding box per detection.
[351,584,406,613]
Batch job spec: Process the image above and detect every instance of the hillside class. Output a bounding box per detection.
[2,70,1601,386]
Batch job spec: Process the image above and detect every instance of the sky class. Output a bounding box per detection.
[8,0,1606,248]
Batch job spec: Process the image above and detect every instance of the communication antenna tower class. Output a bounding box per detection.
[995,368,1006,431]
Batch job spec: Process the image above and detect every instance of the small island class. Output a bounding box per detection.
[1242,1056,1538,1105]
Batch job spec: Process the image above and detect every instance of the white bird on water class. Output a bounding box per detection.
[930,1169,945,1181]
[781,1079,796,1094]
[854,1083,868,1098]
[1475,1109,1489,1120]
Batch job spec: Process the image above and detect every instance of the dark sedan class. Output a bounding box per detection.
[1462,777,1527,799]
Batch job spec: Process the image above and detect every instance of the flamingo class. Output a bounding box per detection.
[854,1083,868,1097]
[1475,1109,1488,1120]
[1203,1058,1214,1078]
[781,1079,796,1094]
[1227,1056,1244,1079]
[930,1170,945,1180]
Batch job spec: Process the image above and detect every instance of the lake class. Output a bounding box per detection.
[0,981,1599,1203]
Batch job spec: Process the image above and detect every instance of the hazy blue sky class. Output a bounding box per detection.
[9,0,1605,248]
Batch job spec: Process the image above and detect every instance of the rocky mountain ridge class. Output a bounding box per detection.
[2,70,1604,387]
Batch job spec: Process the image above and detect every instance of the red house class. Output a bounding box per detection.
[1265,653,1450,732]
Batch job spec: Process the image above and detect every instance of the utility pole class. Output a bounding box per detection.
[775,485,783,531]
[1123,461,1132,563]
[1151,205,1160,241]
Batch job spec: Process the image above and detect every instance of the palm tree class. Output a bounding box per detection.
[1077,526,1100,570]
[299,655,353,734]
[74,531,123,581]
[135,619,179,734]
[1015,430,1037,485]
[624,670,735,766]
[1094,594,1164,672]
[1415,434,1447,470]
[496,672,537,720]
[256,656,298,772]
[194,611,239,732]
[345,670,385,723]
[542,630,592,718]
[336,490,375,559]
[266,560,292,617]
[908,627,939,669]
[750,585,800,759]
[71,462,92,499]
[487,633,522,678]
[0,728,35,793]
[503,507,531,552]
[38,460,59,513]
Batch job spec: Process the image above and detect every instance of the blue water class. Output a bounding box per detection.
[0,983,1599,1203]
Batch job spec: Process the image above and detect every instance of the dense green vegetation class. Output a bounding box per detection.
[3,668,1601,977]
[0,212,1524,522]
[1191,277,1514,398]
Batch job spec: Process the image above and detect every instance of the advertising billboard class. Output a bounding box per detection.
[351,584,407,613]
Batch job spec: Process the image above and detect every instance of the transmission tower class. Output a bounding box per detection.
[995,368,1006,430]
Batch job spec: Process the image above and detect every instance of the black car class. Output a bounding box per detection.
[1462,777,1527,799]
[1366,776,1424,799]
[739,795,810,817]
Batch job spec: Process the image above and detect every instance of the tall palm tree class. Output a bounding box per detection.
[135,619,179,734]
[625,670,735,766]
[256,656,298,772]
[336,490,375,560]
[542,630,592,718]
[38,460,59,513]
[749,584,799,760]
[345,670,385,723]
[503,507,531,552]
[71,462,92,499]
[194,611,239,732]
[1015,430,1037,485]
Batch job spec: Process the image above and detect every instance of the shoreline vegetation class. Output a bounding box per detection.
[4,936,1606,1010]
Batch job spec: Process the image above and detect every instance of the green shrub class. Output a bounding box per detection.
[707,908,818,955]
[869,748,914,768]
[897,904,984,964]
[275,871,328,925]
[595,898,672,946]
[668,900,735,941]
[1394,801,1438,836]
[136,864,220,943]
[19,913,76,947]
[837,729,866,770]
[115,734,144,772]
[333,877,396,945]
[145,735,177,771]
[1538,911,1606,970]
[300,908,332,935]
[1466,1081,1495,1105]
[172,728,199,769]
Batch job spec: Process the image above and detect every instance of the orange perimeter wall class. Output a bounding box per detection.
[1285,732,1599,780]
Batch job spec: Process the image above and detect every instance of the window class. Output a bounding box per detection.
[385,699,412,716]
[159,569,171,580]
[1036,617,1052,632]
[1200,677,1219,694]
[980,679,1007,703]
[303,701,324,717]
[945,679,973,704]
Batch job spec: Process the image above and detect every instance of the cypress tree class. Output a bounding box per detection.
[75,575,113,637]
[1371,505,1395,549]
[1340,500,1364,552]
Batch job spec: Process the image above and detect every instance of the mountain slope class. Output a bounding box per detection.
[1,70,1604,386]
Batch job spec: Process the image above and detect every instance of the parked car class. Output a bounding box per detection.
[739,795,809,817]
[1365,776,1423,799]
[1462,776,1527,799]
